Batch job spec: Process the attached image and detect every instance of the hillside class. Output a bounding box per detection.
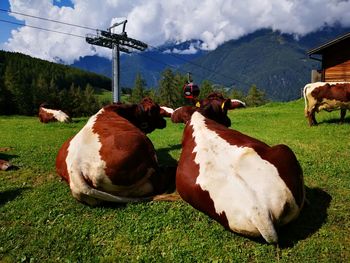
[181,29,318,101]
[72,40,206,88]
[0,50,111,115]
[73,26,350,101]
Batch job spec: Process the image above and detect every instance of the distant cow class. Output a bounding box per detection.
[171,106,196,124]
[56,98,175,206]
[171,97,246,124]
[176,93,305,243]
[0,159,11,171]
[160,106,174,118]
[39,103,71,123]
[303,82,350,126]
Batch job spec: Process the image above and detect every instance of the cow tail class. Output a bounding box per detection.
[251,210,278,244]
[303,85,309,117]
[69,169,152,205]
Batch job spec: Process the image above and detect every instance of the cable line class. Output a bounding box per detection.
[0,19,86,38]
[0,8,97,31]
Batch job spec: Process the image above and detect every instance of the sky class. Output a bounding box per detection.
[1,0,350,64]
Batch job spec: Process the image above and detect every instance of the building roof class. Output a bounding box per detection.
[308,31,350,55]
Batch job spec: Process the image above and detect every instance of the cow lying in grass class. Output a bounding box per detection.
[56,98,175,206]
[176,92,305,243]
[0,159,11,171]
[171,97,246,124]
[39,103,71,123]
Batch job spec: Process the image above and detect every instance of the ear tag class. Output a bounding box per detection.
[195,101,200,107]
[221,102,225,110]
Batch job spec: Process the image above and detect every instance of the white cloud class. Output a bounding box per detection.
[3,0,350,63]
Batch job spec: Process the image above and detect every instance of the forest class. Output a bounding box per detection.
[0,51,268,117]
[0,51,111,116]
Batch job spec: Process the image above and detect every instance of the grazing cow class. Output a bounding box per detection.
[228,99,246,110]
[171,106,196,124]
[160,106,174,118]
[0,159,11,171]
[56,98,173,206]
[303,82,350,126]
[176,94,305,243]
[39,103,71,123]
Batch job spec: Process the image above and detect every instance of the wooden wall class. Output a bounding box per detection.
[321,37,350,82]
[324,59,350,82]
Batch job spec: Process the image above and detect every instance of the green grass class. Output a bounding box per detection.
[1,99,349,262]
[95,88,131,105]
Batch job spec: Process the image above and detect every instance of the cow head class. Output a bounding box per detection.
[136,97,167,133]
[196,92,232,127]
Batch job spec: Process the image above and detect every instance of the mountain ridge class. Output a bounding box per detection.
[71,26,350,101]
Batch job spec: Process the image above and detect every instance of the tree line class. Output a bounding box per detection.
[0,51,268,117]
[129,69,268,108]
[0,51,110,116]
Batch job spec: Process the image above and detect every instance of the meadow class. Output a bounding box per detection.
[0,99,349,262]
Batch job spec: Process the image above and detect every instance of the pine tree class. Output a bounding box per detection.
[130,73,147,103]
[198,80,214,99]
[245,84,268,107]
[229,88,245,101]
[158,69,184,108]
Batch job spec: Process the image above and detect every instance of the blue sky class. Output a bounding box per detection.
[0,0,73,44]
[1,0,350,64]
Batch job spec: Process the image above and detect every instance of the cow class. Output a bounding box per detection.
[171,106,196,124]
[160,106,174,118]
[0,159,11,171]
[228,99,246,110]
[176,93,305,243]
[171,97,246,124]
[56,97,175,206]
[303,82,350,126]
[39,103,71,123]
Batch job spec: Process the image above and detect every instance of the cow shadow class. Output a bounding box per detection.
[0,187,31,207]
[316,116,350,125]
[156,144,181,167]
[277,186,332,247]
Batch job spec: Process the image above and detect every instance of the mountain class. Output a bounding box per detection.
[71,26,350,101]
[72,40,206,88]
[181,27,350,101]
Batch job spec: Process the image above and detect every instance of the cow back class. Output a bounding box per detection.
[176,111,305,243]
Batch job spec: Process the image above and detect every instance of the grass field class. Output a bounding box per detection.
[0,99,349,262]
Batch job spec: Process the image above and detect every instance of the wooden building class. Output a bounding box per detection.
[308,32,350,82]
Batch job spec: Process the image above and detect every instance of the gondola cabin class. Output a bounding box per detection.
[183,82,200,99]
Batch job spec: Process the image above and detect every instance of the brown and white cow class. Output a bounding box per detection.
[171,97,245,124]
[303,82,350,126]
[171,106,196,124]
[39,103,71,123]
[55,98,174,206]
[0,159,11,171]
[176,94,305,243]
[160,106,174,118]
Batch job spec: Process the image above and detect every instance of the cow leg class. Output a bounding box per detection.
[307,110,317,126]
[340,109,346,124]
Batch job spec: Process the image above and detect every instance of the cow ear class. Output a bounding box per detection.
[222,99,231,111]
